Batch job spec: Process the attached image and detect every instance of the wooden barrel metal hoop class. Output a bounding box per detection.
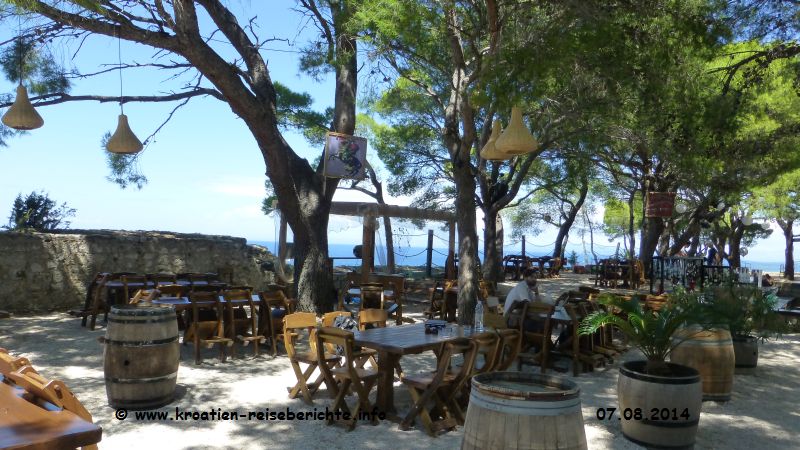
[618,361,702,449]
[461,371,587,450]
[104,305,180,410]
[670,326,734,401]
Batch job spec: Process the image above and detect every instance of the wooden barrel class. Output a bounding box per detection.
[732,335,759,372]
[461,372,587,450]
[104,305,179,409]
[670,326,734,401]
[618,361,702,448]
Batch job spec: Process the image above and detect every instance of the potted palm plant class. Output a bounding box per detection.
[580,293,705,448]
[705,283,785,371]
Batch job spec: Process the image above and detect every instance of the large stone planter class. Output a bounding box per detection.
[618,361,702,448]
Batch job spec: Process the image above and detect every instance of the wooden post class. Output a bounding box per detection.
[446,221,456,279]
[521,235,526,257]
[361,213,376,275]
[426,229,434,277]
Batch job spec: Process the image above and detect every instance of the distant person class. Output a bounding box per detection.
[504,270,544,316]
[762,273,773,287]
[705,243,717,266]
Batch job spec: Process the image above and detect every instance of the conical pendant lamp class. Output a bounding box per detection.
[495,106,538,156]
[106,114,143,154]
[105,24,143,155]
[480,120,506,160]
[2,83,44,130]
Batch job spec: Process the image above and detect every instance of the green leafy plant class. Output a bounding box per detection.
[5,191,76,232]
[579,292,706,373]
[704,283,786,341]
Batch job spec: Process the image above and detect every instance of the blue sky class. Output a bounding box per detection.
[0,1,788,265]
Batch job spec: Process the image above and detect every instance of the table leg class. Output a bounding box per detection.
[376,350,398,414]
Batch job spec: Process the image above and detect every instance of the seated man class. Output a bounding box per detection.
[503,270,544,316]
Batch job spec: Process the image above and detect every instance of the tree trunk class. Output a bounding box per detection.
[780,220,795,280]
[727,221,745,268]
[483,211,504,282]
[453,164,479,326]
[639,217,665,273]
[553,181,588,259]
[627,189,636,259]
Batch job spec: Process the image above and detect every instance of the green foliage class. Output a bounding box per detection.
[261,181,278,216]
[101,132,147,189]
[703,284,787,341]
[0,37,69,94]
[602,195,642,240]
[5,190,75,231]
[579,291,706,364]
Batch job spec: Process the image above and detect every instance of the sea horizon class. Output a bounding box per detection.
[249,240,787,273]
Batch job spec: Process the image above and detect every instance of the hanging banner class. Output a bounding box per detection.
[646,192,676,217]
[323,132,368,180]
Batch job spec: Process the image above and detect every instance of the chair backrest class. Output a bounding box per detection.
[190,284,223,293]
[129,288,159,304]
[493,329,522,371]
[505,300,529,331]
[157,284,187,298]
[470,331,501,375]
[148,273,177,285]
[283,312,318,359]
[322,311,352,327]
[358,308,388,330]
[483,309,507,329]
[184,273,211,285]
[523,301,555,336]
[434,338,478,397]
[121,275,148,302]
[315,327,360,381]
[359,283,384,310]
[223,288,252,302]
[187,291,224,337]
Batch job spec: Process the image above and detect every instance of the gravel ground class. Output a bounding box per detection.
[1,273,798,449]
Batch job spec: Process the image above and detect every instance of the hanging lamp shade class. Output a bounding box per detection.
[2,84,44,130]
[742,216,753,226]
[480,120,507,160]
[675,203,687,214]
[494,106,537,156]
[106,114,143,154]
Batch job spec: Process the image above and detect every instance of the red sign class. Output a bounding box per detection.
[646,192,676,218]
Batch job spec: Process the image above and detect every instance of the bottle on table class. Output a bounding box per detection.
[474,300,484,332]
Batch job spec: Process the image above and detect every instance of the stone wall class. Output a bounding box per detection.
[0,229,276,313]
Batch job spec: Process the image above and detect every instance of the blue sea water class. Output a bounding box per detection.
[250,240,785,272]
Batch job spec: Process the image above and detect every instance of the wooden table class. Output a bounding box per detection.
[353,323,481,414]
[0,380,102,450]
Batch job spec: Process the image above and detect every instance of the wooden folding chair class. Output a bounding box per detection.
[517,301,555,374]
[121,275,148,305]
[358,309,405,375]
[400,338,478,436]
[469,332,501,376]
[183,291,233,364]
[68,273,112,330]
[0,348,31,375]
[315,327,380,430]
[493,329,523,371]
[129,288,160,304]
[1,353,98,450]
[284,312,340,404]
[425,279,452,320]
[223,288,265,357]
[259,290,293,356]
